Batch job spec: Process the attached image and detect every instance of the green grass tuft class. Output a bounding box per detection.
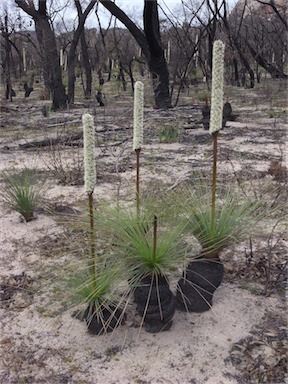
[1,168,48,222]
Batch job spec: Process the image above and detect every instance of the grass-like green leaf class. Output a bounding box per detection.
[95,201,192,281]
[2,168,48,222]
[67,254,129,334]
[72,258,123,304]
[69,254,129,318]
[173,182,266,258]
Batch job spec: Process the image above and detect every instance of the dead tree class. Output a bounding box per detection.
[99,0,171,109]
[14,0,67,110]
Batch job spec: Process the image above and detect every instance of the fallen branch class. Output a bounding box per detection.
[19,133,129,149]
[0,104,18,113]
[46,119,81,128]
[19,132,83,149]
[99,137,129,147]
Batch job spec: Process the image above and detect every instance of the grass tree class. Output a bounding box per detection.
[95,200,190,332]
[174,40,281,312]
[173,40,278,309]
[79,113,127,334]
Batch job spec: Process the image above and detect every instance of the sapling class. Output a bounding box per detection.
[133,81,144,217]
[209,40,225,231]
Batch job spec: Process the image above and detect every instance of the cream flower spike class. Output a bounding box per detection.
[209,40,225,134]
[133,81,144,150]
[82,113,96,194]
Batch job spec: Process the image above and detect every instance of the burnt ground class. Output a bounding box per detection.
[0,78,287,384]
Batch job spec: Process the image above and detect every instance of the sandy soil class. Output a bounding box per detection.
[0,82,287,384]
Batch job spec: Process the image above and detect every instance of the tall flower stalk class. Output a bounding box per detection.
[133,81,144,217]
[83,113,97,283]
[209,40,225,231]
[152,215,158,263]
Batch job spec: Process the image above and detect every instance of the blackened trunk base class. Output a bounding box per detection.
[134,275,175,333]
[176,258,224,312]
[84,304,125,335]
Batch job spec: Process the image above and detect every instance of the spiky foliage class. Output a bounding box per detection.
[70,255,129,333]
[174,183,265,259]
[95,201,190,283]
[72,257,126,308]
[74,260,120,305]
[2,168,48,222]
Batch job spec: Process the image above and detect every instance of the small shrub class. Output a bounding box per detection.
[268,160,287,182]
[158,125,178,143]
[38,88,50,100]
[196,90,210,103]
[1,168,48,222]
[267,109,284,118]
[42,142,84,186]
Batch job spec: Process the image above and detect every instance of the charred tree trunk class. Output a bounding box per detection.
[246,41,288,79]
[14,0,67,110]
[1,13,13,101]
[34,17,67,109]
[107,59,113,82]
[80,30,92,98]
[67,42,78,104]
[118,61,127,91]
[256,63,262,84]
[145,44,171,109]
[128,59,135,92]
[233,57,240,86]
[143,0,171,108]
[67,0,96,104]
[207,17,218,78]
[99,0,171,109]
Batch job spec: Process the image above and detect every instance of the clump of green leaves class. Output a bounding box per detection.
[71,256,128,330]
[267,109,285,119]
[174,183,265,259]
[158,125,178,143]
[2,168,48,222]
[95,200,190,284]
[196,90,210,103]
